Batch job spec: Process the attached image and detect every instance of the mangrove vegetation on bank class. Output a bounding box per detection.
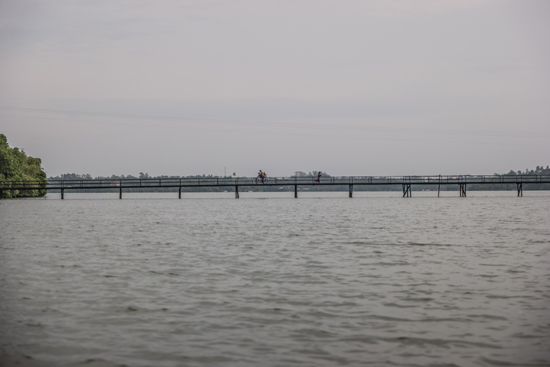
[0,134,47,198]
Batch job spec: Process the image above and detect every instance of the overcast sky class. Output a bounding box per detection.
[1,0,549,177]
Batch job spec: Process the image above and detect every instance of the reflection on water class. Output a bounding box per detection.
[1,192,549,366]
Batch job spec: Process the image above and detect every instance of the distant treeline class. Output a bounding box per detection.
[47,168,550,193]
[0,134,47,198]
[466,166,550,191]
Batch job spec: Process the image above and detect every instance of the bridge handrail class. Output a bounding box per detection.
[1,174,550,189]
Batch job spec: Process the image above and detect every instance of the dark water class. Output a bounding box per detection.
[1,192,549,367]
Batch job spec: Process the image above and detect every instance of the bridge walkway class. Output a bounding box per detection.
[1,175,549,199]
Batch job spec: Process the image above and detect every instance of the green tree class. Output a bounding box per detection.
[0,134,47,198]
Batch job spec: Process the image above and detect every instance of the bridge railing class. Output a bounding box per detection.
[1,175,550,190]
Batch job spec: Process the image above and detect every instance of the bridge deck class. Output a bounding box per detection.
[1,175,550,191]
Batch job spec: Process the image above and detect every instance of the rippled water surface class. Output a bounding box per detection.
[1,191,549,367]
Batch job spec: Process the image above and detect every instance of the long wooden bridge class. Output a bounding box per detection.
[1,175,549,199]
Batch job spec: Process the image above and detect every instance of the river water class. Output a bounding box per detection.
[0,191,549,367]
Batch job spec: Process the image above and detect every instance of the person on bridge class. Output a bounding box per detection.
[315,171,322,183]
[258,170,267,183]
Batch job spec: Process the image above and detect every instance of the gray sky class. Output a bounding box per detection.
[1,0,549,177]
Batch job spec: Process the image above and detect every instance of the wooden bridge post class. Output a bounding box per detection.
[119,187,122,199]
[459,184,467,197]
[402,184,411,197]
[438,175,441,197]
[294,185,298,198]
[517,183,523,197]
[0,189,2,200]
[349,184,353,198]
[179,186,182,199]
[235,185,239,199]
[61,189,64,200]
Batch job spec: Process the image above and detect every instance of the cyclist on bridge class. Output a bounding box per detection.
[258,170,267,183]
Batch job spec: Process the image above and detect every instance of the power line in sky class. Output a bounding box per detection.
[3,106,549,139]
[1,107,548,148]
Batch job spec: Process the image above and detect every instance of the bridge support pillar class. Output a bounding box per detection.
[459,184,467,197]
[402,184,411,198]
[119,187,122,199]
[61,189,64,200]
[179,186,182,199]
[438,183,441,197]
[294,185,298,198]
[349,185,353,198]
[235,186,239,199]
[517,183,523,197]
[0,190,2,200]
